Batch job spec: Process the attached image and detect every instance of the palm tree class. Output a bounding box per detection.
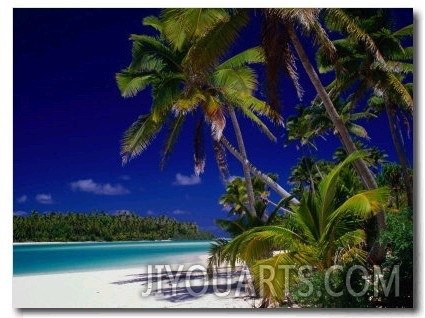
[262,8,402,263]
[208,175,292,278]
[215,151,389,305]
[215,173,290,235]
[116,13,285,217]
[288,156,333,197]
[377,162,411,209]
[316,9,413,207]
[285,99,376,151]
[163,8,392,262]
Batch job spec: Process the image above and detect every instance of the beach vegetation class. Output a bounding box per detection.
[13,212,215,242]
[113,8,413,307]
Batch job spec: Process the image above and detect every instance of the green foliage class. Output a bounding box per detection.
[377,162,412,209]
[117,10,281,177]
[291,263,372,308]
[216,173,286,237]
[217,152,389,304]
[13,211,215,242]
[377,207,413,307]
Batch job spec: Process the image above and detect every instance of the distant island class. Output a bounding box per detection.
[13,211,215,242]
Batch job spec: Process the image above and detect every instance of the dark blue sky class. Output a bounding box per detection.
[13,8,413,236]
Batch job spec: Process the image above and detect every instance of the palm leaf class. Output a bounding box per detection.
[318,150,369,223]
[150,76,182,122]
[161,9,230,51]
[207,238,230,277]
[182,9,249,91]
[392,24,413,38]
[115,70,155,98]
[213,67,258,94]
[348,123,369,139]
[325,9,385,63]
[329,187,389,222]
[213,139,230,181]
[128,34,181,72]
[234,105,277,142]
[217,46,265,69]
[142,15,163,33]
[121,113,167,165]
[194,119,206,176]
[160,114,185,169]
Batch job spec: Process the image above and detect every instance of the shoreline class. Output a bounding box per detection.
[13,239,214,245]
[13,250,207,277]
[13,252,256,308]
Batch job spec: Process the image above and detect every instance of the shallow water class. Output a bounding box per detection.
[13,240,212,275]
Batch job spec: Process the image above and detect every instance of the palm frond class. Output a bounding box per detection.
[182,9,249,92]
[318,151,369,221]
[202,95,226,141]
[217,46,265,69]
[115,70,155,98]
[387,46,413,61]
[250,250,312,301]
[240,95,284,126]
[160,114,185,170]
[207,238,230,277]
[347,123,370,139]
[172,90,206,115]
[260,12,285,111]
[142,15,163,33]
[382,72,414,111]
[213,67,258,94]
[128,34,181,72]
[234,106,277,142]
[333,228,367,264]
[150,76,182,122]
[371,60,413,74]
[161,9,230,51]
[330,187,389,221]
[325,9,385,63]
[213,139,230,181]
[222,225,304,266]
[194,119,206,176]
[121,113,166,165]
[392,24,413,38]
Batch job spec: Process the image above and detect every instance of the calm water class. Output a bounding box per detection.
[13,240,212,276]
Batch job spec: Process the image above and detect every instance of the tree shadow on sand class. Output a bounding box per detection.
[110,266,257,304]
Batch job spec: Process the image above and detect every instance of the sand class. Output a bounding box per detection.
[13,253,259,308]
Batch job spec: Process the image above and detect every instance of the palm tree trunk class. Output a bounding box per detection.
[286,23,386,263]
[384,99,413,208]
[228,106,257,218]
[221,136,300,205]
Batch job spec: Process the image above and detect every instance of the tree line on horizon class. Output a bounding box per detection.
[13,211,215,242]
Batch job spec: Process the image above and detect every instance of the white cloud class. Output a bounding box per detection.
[13,211,28,216]
[146,210,156,216]
[17,195,27,203]
[35,194,53,204]
[172,209,189,215]
[173,173,201,186]
[227,175,241,183]
[70,179,130,195]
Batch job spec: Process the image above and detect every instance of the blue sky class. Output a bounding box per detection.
[13,8,413,236]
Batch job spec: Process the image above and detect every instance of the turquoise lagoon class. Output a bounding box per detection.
[13,240,212,276]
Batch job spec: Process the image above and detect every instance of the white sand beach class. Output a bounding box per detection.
[13,253,257,308]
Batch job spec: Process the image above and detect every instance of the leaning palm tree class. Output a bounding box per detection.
[116,13,297,217]
[316,10,413,206]
[215,151,389,306]
[160,8,394,262]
